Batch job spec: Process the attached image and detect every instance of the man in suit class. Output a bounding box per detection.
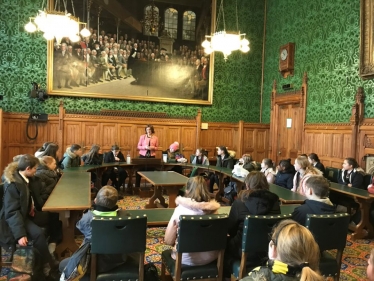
[102,145,127,197]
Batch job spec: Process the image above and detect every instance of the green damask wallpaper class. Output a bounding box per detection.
[0,0,265,123]
[263,0,374,123]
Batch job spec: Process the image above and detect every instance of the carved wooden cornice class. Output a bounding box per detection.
[350,87,365,125]
[64,109,195,120]
[304,123,351,130]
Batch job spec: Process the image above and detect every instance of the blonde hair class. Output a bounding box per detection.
[40,156,55,167]
[295,156,321,176]
[185,176,211,202]
[272,220,324,281]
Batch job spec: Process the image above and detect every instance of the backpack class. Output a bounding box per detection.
[224,181,238,205]
[144,263,160,281]
[60,242,91,281]
[7,244,44,281]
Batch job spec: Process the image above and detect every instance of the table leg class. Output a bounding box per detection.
[56,210,80,259]
[351,197,374,240]
[145,186,168,209]
[168,186,181,208]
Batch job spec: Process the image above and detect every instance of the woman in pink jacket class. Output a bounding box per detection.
[135,124,159,187]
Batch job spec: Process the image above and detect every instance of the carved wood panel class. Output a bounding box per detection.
[82,123,100,152]
[100,123,118,149]
[118,125,134,156]
[64,122,82,149]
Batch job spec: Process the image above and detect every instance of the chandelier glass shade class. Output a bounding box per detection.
[141,1,162,34]
[25,4,91,44]
[202,0,250,61]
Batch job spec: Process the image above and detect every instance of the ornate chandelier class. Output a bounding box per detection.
[202,0,249,61]
[141,0,162,34]
[24,0,91,44]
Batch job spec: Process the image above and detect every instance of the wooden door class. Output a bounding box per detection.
[270,73,308,165]
[275,103,303,164]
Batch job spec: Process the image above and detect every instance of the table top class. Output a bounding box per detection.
[137,171,188,186]
[43,171,91,211]
[329,181,372,200]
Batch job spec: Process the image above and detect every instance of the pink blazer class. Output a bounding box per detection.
[137,134,159,157]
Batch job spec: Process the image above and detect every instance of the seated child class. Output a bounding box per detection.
[243,220,324,281]
[59,186,130,275]
[61,144,82,169]
[292,176,335,226]
[164,176,220,266]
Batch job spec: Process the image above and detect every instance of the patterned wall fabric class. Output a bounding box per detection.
[0,0,265,123]
[263,0,374,123]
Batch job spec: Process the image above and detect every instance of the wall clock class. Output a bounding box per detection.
[279,43,295,78]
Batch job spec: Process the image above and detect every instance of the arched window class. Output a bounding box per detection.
[182,10,196,41]
[164,8,178,39]
[143,5,160,36]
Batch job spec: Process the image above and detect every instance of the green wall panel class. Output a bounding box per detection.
[0,0,264,123]
[263,0,374,124]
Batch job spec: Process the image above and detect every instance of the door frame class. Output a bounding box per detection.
[269,72,308,162]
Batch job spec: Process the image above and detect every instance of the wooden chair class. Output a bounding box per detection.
[231,214,292,279]
[161,214,229,281]
[305,213,350,281]
[325,167,340,183]
[90,215,147,281]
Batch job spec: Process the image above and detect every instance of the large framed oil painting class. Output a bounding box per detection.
[47,0,216,105]
[360,0,374,79]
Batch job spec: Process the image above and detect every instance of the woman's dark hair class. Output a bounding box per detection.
[85,145,101,163]
[239,171,269,201]
[263,158,273,168]
[70,144,81,152]
[38,143,59,160]
[279,159,294,173]
[196,147,207,157]
[308,153,320,162]
[36,142,52,153]
[217,146,229,157]
[145,124,155,134]
[345,157,359,168]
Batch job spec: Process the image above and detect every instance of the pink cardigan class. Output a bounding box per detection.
[137,134,159,157]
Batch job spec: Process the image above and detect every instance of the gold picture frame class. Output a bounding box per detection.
[47,0,216,105]
[360,0,374,78]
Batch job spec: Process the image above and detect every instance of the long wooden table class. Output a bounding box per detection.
[42,171,91,258]
[329,182,374,240]
[137,171,188,208]
[43,162,306,258]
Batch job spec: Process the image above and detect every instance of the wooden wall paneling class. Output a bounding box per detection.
[165,127,181,151]
[100,123,118,151]
[64,121,83,151]
[118,124,135,156]
[255,129,269,161]
[181,126,197,161]
[82,122,101,153]
[243,129,255,155]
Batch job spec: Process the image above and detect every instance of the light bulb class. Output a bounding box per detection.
[241,45,250,53]
[202,39,210,49]
[43,32,54,40]
[70,34,80,42]
[25,21,37,33]
[241,38,249,46]
[80,27,91,37]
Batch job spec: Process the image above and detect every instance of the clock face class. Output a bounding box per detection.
[281,49,288,61]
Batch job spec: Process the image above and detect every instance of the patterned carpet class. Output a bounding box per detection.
[0,193,372,280]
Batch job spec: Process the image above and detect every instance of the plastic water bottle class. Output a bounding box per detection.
[126,151,131,164]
